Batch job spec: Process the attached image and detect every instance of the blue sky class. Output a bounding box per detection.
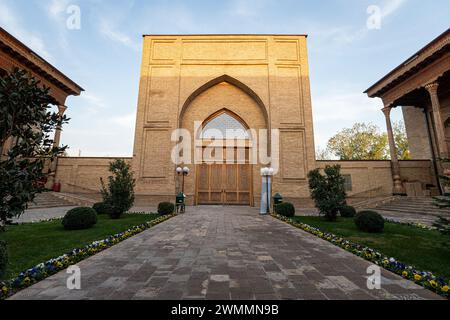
[0,0,449,156]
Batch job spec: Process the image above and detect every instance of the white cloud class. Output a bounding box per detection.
[47,0,70,19]
[0,1,53,61]
[110,112,137,129]
[312,90,404,149]
[99,19,140,51]
[381,0,408,18]
[78,93,107,114]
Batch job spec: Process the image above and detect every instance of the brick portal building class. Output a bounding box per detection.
[3,29,448,207]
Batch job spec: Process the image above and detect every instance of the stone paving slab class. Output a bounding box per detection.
[9,206,442,300]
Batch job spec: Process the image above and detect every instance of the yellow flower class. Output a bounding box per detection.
[429,280,438,288]
[1,286,8,295]
[402,271,409,278]
[414,274,422,281]
[441,286,449,293]
[24,277,31,286]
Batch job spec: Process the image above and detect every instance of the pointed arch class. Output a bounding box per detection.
[179,75,269,128]
[199,108,251,140]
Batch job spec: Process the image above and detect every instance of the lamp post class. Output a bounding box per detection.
[176,167,190,194]
[176,167,190,214]
[260,167,274,215]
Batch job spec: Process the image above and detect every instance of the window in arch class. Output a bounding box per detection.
[201,112,250,140]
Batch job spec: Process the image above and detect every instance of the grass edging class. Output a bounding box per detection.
[271,213,449,299]
[0,213,177,300]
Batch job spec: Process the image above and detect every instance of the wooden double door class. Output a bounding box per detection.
[196,163,253,205]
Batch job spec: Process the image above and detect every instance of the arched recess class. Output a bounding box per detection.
[199,108,251,140]
[179,75,269,129]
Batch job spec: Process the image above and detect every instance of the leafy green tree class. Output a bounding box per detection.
[325,122,411,161]
[308,165,347,221]
[393,121,411,160]
[0,69,68,230]
[100,159,136,219]
[326,123,388,160]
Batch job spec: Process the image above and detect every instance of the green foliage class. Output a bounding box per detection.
[0,240,7,277]
[0,214,159,280]
[324,122,411,161]
[100,159,136,219]
[274,202,296,217]
[62,207,98,231]
[92,202,113,215]
[354,211,385,233]
[393,121,411,160]
[0,69,68,227]
[308,165,347,221]
[340,205,357,218]
[433,148,450,240]
[158,202,175,216]
[433,216,450,237]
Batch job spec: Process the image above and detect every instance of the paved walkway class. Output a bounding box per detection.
[10,206,441,300]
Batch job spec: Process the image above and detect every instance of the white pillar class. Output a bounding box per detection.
[260,174,268,215]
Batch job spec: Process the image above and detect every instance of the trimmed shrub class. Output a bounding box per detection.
[275,202,296,218]
[340,205,357,218]
[158,202,175,216]
[354,211,385,233]
[0,240,7,278]
[100,159,136,220]
[92,202,113,215]
[62,207,98,230]
[308,165,347,222]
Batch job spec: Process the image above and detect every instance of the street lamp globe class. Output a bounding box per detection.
[183,167,190,175]
[176,167,183,174]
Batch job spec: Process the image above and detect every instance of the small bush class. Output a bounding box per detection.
[308,165,347,222]
[275,202,296,218]
[108,207,123,220]
[354,211,385,233]
[0,240,8,278]
[340,205,357,218]
[62,207,98,230]
[158,202,175,216]
[92,202,113,215]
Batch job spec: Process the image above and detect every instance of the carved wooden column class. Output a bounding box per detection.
[49,105,67,186]
[425,82,448,159]
[53,105,67,149]
[382,106,405,195]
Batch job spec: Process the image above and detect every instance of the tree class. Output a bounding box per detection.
[324,122,411,161]
[0,69,68,230]
[308,165,347,222]
[326,123,388,160]
[100,159,136,219]
[316,147,331,160]
[393,121,411,160]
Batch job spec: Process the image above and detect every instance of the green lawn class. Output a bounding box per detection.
[292,216,450,280]
[0,213,159,280]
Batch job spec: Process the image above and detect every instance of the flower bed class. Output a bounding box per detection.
[272,213,449,299]
[0,213,176,300]
[384,218,436,231]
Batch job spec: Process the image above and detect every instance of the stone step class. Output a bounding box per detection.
[377,203,450,213]
[373,207,448,217]
[28,192,77,209]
